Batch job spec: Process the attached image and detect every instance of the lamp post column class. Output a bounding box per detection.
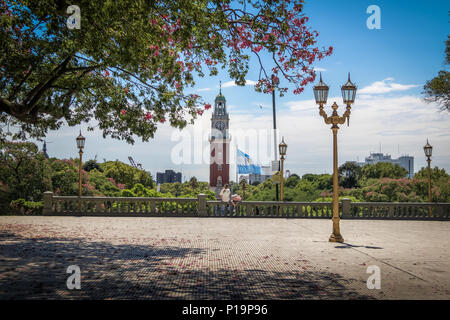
[330,126,343,242]
[427,157,432,216]
[280,156,285,201]
[79,150,83,197]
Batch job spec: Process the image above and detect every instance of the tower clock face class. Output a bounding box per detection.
[215,121,225,130]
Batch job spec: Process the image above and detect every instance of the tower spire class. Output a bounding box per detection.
[219,80,222,95]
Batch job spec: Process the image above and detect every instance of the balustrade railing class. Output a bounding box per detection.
[205,200,335,218]
[46,194,198,216]
[348,201,449,220]
[42,192,450,220]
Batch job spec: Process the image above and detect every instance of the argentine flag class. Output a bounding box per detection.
[237,149,262,174]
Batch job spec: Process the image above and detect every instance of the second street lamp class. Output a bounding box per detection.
[279,137,287,202]
[76,130,86,197]
[313,73,357,243]
[423,139,433,216]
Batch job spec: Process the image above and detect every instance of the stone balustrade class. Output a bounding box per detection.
[43,192,199,217]
[42,192,450,220]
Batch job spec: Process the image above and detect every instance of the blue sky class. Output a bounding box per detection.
[39,0,450,182]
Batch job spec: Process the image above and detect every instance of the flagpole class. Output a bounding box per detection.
[272,79,279,201]
[236,144,238,184]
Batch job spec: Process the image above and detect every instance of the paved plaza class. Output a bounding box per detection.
[0,216,449,300]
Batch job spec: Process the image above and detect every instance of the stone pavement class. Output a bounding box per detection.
[0,216,449,300]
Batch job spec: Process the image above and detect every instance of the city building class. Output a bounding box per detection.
[351,152,414,178]
[156,170,182,184]
[248,165,272,185]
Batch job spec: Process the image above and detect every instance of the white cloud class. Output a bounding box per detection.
[222,79,257,88]
[358,78,420,94]
[279,94,450,176]
[39,85,450,182]
[196,79,257,92]
[313,67,327,72]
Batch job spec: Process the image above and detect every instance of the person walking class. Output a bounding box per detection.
[219,184,231,216]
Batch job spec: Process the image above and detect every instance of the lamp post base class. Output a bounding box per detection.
[329,233,344,243]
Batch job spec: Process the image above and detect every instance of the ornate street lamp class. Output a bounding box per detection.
[313,73,357,243]
[279,137,287,202]
[76,130,85,197]
[313,73,329,105]
[423,139,433,216]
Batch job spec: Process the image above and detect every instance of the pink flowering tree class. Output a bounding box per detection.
[0,0,332,143]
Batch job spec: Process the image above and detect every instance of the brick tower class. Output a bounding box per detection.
[209,87,230,190]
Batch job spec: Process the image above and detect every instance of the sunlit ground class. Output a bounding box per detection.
[0,216,449,299]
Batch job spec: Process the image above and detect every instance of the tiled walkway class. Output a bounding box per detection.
[0,216,449,299]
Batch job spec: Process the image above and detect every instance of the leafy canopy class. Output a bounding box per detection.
[0,140,52,201]
[0,0,332,143]
[423,36,450,111]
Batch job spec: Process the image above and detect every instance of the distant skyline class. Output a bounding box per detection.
[27,0,450,182]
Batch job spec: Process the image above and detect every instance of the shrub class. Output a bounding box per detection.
[9,199,43,215]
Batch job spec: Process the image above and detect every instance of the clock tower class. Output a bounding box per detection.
[209,86,230,188]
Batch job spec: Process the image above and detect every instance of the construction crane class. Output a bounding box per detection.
[128,156,137,168]
[128,156,144,171]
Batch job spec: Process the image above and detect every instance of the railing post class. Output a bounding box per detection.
[96,200,102,213]
[43,191,53,215]
[198,194,207,217]
[341,198,351,219]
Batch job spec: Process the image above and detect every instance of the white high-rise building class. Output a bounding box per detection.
[352,153,414,178]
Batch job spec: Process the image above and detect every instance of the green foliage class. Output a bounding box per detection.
[414,166,449,181]
[83,160,103,172]
[302,173,333,190]
[0,140,52,202]
[159,179,215,200]
[50,159,78,195]
[313,196,360,203]
[360,162,408,181]
[238,166,449,203]
[188,177,199,189]
[285,174,300,187]
[9,198,43,215]
[1,0,331,143]
[338,162,362,188]
[101,161,153,189]
[423,36,449,111]
[349,178,447,202]
[120,189,136,197]
[88,169,120,197]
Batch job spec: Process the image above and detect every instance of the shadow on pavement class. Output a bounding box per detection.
[334,243,383,250]
[0,231,373,300]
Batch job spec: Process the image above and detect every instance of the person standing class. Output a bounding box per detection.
[219,184,231,216]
